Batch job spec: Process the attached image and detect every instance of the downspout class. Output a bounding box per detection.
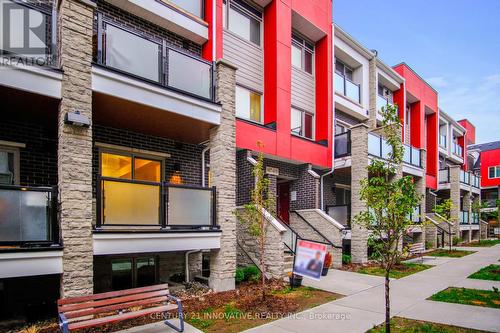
[185,250,202,283]
[212,0,217,61]
[201,146,210,187]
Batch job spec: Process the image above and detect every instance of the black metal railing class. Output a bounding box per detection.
[96,177,217,229]
[0,185,59,246]
[334,131,351,158]
[0,1,57,67]
[95,12,215,102]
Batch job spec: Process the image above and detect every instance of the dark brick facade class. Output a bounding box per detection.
[236,150,319,211]
[92,125,208,196]
[426,189,437,213]
[95,0,202,60]
[0,120,57,187]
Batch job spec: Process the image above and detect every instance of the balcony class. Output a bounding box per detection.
[0,185,59,248]
[368,133,393,160]
[407,205,421,224]
[334,132,351,158]
[459,211,469,224]
[335,72,360,103]
[460,170,480,188]
[471,212,479,224]
[403,144,422,168]
[439,168,450,184]
[452,142,463,157]
[439,134,447,148]
[0,1,62,99]
[376,95,395,121]
[95,14,214,102]
[327,204,350,228]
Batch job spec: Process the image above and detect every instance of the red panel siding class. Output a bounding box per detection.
[481,149,500,187]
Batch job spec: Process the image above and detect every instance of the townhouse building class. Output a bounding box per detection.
[0,0,238,321]
[435,112,481,242]
[469,140,500,212]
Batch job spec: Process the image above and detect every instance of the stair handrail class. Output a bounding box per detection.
[275,215,303,254]
[425,214,452,251]
[236,240,274,279]
[293,211,343,249]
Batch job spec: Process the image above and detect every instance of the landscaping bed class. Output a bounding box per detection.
[341,262,432,279]
[9,281,342,333]
[459,239,500,247]
[368,317,489,333]
[425,249,475,258]
[429,287,500,308]
[468,264,500,281]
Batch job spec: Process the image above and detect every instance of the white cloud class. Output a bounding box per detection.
[438,74,500,144]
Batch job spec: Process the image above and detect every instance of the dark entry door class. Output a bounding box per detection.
[277,182,290,223]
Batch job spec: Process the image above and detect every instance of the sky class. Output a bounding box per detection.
[333,0,500,144]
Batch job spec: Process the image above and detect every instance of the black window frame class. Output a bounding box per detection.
[111,256,159,291]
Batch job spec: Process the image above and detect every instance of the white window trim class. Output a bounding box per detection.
[222,0,263,47]
[488,166,500,179]
[0,144,21,185]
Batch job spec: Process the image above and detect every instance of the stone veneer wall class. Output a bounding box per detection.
[449,165,461,237]
[208,61,237,291]
[350,124,369,263]
[367,58,377,129]
[425,224,438,248]
[57,0,96,297]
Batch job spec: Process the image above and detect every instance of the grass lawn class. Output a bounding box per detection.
[356,263,432,279]
[468,264,500,281]
[185,286,341,333]
[459,239,500,247]
[425,249,475,258]
[368,317,489,333]
[429,287,500,308]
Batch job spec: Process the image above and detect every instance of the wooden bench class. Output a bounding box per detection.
[58,284,184,333]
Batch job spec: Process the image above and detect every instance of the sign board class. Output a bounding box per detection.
[265,166,279,176]
[293,239,327,281]
[290,191,297,201]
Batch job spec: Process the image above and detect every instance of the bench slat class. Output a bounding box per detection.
[64,295,176,319]
[60,290,170,313]
[68,305,171,330]
[58,284,169,306]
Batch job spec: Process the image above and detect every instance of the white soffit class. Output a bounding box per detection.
[0,251,63,278]
[0,64,62,99]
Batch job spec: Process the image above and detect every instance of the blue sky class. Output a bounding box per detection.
[333,0,500,144]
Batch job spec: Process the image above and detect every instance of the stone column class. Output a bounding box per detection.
[415,149,427,245]
[350,124,369,263]
[449,165,461,238]
[57,0,96,297]
[367,57,377,129]
[209,60,237,291]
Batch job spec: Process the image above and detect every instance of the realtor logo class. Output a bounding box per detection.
[0,0,52,65]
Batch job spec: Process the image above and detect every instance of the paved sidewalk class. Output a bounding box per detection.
[245,244,500,333]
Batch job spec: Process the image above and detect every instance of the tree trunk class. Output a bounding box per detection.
[385,272,391,333]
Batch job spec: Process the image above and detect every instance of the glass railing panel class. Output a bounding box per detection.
[345,79,360,103]
[0,188,52,242]
[368,133,381,156]
[377,95,387,112]
[167,49,212,99]
[403,145,411,164]
[381,138,392,159]
[412,147,421,167]
[168,186,212,226]
[102,180,160,225]
[104,24,161,82]
[334,132,350,157]
[439,169,449,183]
[439,135,447,148]
[168,0,203,17]
[334,72,345,95]
[327,205,349,227]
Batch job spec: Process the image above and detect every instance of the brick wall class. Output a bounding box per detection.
[0,120,57,186]
[236,150,254,206]
[92,125,208,196]
[95,0,201,58]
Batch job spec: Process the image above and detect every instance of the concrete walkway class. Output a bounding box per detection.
[245,244,500,333]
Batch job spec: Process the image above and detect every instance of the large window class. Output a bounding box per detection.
[335,59,353,81]
[0,146,19,185]
[223,0,261,46]
[111,257,157,291]
[291,107,314,139]
[488,166,500,179]
[291,34,314,74]
[235,86,262,123]
[100,152,163,225]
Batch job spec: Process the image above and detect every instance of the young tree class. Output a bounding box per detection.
[433,199,454,221]
[354,104,421,333]
[237,142,274,299]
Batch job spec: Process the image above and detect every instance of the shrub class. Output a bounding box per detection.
[342,254,351,265]
[235,268,245,283]
[425,241,432,249]
[243,265,261,282]
[452,236,461,246]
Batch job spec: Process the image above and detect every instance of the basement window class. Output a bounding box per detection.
[111,257,157,291]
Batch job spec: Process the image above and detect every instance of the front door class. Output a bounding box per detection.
[277,182,290,223]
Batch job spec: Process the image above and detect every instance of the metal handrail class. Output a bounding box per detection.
[292,211,342,249]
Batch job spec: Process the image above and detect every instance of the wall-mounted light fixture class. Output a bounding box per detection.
[64,111,91,127]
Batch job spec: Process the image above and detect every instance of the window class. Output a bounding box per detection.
[489,166,500,179]
[291,107,314,139]
[235,86,262,123]
[100,152,163,226]
[335,186,351,205]
[223,0,261,46]
[335,123,347,134]
[335,59,353,80]
[291,34,314,74]
[405,104,410,126]
[111,257,157,291]
[0,146,19,185]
